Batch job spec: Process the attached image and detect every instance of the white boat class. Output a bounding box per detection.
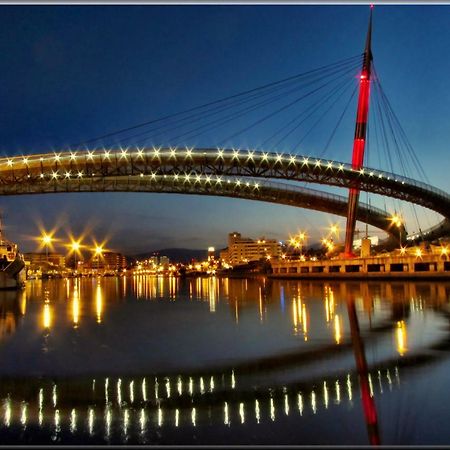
[0,220,26,289]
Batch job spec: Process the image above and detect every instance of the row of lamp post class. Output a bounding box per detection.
[40,232,105,273]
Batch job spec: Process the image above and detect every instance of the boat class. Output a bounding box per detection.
[0,218,26,289]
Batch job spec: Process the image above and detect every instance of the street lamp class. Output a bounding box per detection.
[41,233,53,272]
[390,213,404,249]
[69,240,82,276]
[329,224,340,239]
[94,245,103,274]
[296,231,307,255]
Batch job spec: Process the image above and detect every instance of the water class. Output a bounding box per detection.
[0,276,450,445]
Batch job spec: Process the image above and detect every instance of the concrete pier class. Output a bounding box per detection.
[270,253,450,279]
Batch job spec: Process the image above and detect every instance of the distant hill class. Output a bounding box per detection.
[130,248,214,263]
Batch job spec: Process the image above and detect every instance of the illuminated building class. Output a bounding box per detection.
[208,247,215,262]
[23,252,66,270]
[159,256,170,267]
[220,232,282,266]
[90,251,127,271]
[149,256,158,266]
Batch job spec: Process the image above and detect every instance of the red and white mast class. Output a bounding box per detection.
[344,6,373,256]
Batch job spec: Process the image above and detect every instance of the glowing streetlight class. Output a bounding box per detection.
[390,214,402,228]
[94,245,104,274]
[68,239,83,275]
[321,237,334,254]
[329,224,340,238]
[289,231,307,256]
[390,213,404,247]
[41,233,53,267]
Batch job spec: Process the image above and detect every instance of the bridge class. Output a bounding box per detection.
[1,8,448,252]
[0,148,448,243]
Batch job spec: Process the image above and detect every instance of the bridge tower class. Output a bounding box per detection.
[344,7,373,257]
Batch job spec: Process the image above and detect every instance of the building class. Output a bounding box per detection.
[159,256,170,267]
[220,232,282,266]
[91,251,127,271]
[23,252,66,270]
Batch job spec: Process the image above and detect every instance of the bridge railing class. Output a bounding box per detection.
[0,147,447,199]
[241,176,390,217]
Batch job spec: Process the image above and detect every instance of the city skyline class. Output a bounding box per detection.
[0,4,448,254]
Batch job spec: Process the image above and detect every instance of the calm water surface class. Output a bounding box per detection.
[0,275,450,445]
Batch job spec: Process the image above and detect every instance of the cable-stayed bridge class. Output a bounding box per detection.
[2,7,447,252]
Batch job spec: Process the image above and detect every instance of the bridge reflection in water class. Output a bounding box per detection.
[0,276,449,444]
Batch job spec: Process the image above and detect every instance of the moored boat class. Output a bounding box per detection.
[0,219,25,289]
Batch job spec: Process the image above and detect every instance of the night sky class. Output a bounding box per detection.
[1,4,449,255]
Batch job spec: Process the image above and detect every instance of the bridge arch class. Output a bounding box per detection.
[1,147,447,240]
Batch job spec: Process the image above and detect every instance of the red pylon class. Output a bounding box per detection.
[344,8,373,257]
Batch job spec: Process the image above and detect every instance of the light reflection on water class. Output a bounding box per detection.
[0,277,449,444]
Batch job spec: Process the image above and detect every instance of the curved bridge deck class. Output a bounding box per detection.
[1,147,448,241]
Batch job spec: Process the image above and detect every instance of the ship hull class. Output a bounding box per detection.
[0,259,26,290]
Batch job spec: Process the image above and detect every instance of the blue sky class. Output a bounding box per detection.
[0,4,448,255]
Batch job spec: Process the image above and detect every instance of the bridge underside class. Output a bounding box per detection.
[0,147,448,243]
[0,174,402,241]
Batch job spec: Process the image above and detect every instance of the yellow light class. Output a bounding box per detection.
[42,234,53,245]
[390,214,403,228]
[334,314,341,345]
[43,303,52,329]
[95,246,103,256]
[396,320,407,356]
[330,224,339,236]
[96,282,103,324]
[415,248,422,258]
[73,285,80,328]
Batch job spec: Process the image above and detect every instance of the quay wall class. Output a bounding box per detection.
[270,254,450,280]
